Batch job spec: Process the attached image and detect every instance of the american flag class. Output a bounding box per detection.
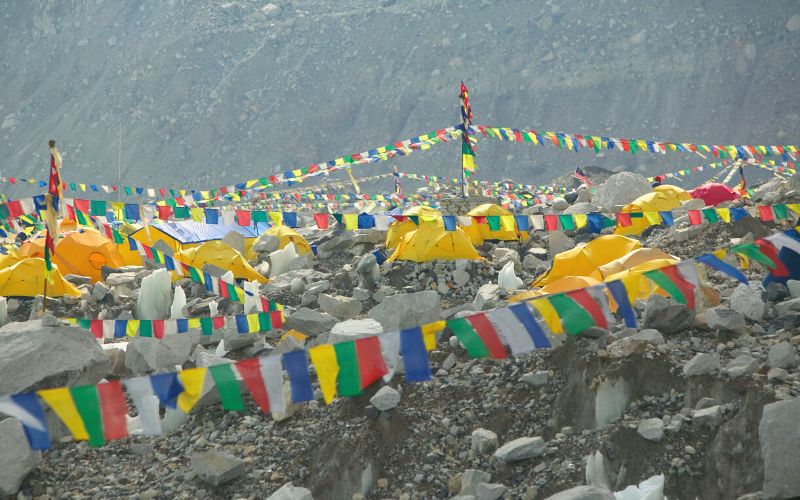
[573,166,593,186]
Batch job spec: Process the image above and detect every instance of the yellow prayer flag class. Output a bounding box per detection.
[343,213,358,230]
[292,169,303,178]
[421,320,446,351]
[786,203,800,215]
[716,208,730,223]
[500,215,515,232]
[177,367,207,413]
[281,329,308,344]
[126,320,139,337]
[188,318,201,329]
[247,314,259,333]
[190,208,204,222]
[574,214,588,229]
[738,254,750,269]
[268,211,282,225]
[644,212,661,225]
[713,249,727,260]
[308,345,339,405]
[530,299,563,334]
[37,388,88,441]
[80,184,87,191]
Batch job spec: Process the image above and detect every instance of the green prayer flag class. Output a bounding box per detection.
[732,243,776,269]
[188,267,202,283]
[90,200,107,217]
[773,204,788,220]
[209,364,245,411]
[558,214,576,231]
[76,210,90,225]
[78,318,92,330]
[70,385,105,447]
[629,140,638,155]
[252,211,268,223]
[701,208,719,223]
[165,198,178,208]
[258,312,272,332]
[0,204,9,220]
[173,206,190,219]
[139,320,153,338]
[333,213,343,225]
[448,318,489,358]
[124,186,132,196]
[227,283,239,302]
[112,229,125,244]
[333,342,361,397]
[547,294,595,336]
[200,317,214,336]
[486,216,501,231]
[643,269,688,305]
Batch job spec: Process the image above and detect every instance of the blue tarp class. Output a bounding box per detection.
[133,221,258,244]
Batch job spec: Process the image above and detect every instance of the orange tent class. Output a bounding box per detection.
[19,229,125,283]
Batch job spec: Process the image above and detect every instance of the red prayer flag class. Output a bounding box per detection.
[153,320,165,340]
[90,320,104,339]
[157,205,172,220]
[236,210,251,226]
[566,289,608,329]
[74,199,89,214]
[213,316,226,329]
[313,213,330,229]
[97,380,129,441]
[687,210,703,225]
[544,214,558,231]
[235,358,271,414]
[757,205,775,222]
[755,240,790,277]
[617,212,632,227]
[270,311,284,329]
[355,337,388,389]
[466,313,507,359]
[7,200,23,218]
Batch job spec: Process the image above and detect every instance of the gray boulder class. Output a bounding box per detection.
[285,308,337,336]
[125,334,197,374]
[476,483,507,500]
[473,284,501,311]
[268,482,314,500]
[356,253,381,290]
[317,293,362,321]
[637,418,664,442]
[683,353,720,377]
[0,320,109,394]
[693,405,723,427]
[191,450,246,487]
[493,437,546,462]
[705,307,746,333]
[370,386,400,411]
[767,342,796,369]
[722,354,759,378]
[471,428,498,455]
[760,398,800,498]
[643,295,694,334]
[0,418,41,496]
[593,172,651,210]
[544,485,615,500]
[254,233,280,253]
[547,232,576,258]
[367,290,441,330]
[459,469,491,496]
[329,319,384,344]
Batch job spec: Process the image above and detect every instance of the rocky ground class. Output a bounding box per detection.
[1,171,800,499]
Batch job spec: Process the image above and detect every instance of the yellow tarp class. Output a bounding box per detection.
[176,240,268,283]
[508,275,603,303]
[387,224,481,262]
[614,184,693,236]
[386,206,443,249]
[598,248,678,277]
[19,229,125,283]
[534,235,642,287]
[265,225,312,255]
[0,258,81,297]
[462,203,526,243]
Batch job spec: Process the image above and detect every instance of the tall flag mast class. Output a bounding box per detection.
[42,140,63,310]
[459,82,476,197]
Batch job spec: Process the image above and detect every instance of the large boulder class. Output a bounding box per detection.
[191,450,246,487]
[760,398,800,498]
[643,295,694,334]
[593,172,652,210]
[367,290,441,330]
[125,334,198,373]
[317,293,362,321]
[543,485,615,500]
[284,308,337,337]
[728,283,767,321]
[493,437,546,462]
[329,319,383,344]
[0,418,41,496]
[0,320,109,394]
[268,482,314,500]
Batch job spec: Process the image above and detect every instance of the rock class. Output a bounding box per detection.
[761,399,800,498]
[493,437,546,462]
[729,283,767,321]
[104,347,130,378]
[0,419,41,496]
[459,469,491,496]
[306,280,331,294]
[329,319,384,344]
[125,334,197,373]
[267,482,314,500]
[91,281,110,301]
[370,386,400,411]
[547,232,575,257]
[706,307,747,333]
[106,271,137,286]
[471,428,498,454]
[476,483,507,500]
[551,197,569,211]
[254,233,280,253]
[543,485,615,500]
[356,253,381,290]
[607,329,664,356]
[522,254,541,271]
[316,231,355,257]
[787,279,800,299]
[722,354,759,378]
[367,290,441,330]
[637,418,664,442]
[563,202,600,214]
[191,450,246,487]
[767,367,788,383]
[453,269,471,287]
[285,308,337,336]
[134,269,172,319]
[0,320,110,394]
[693,405,723,427]
[774,297,800,317]
[767,282,790,303]
[269,244,311,277]
[290,277,306,294]
[767,342,796,369]
[683,353,720,377]
[593,172,651,210]
[473,284,501,311]
[317,293,363,321]
[643,295,694,334]
[522,371,549,387]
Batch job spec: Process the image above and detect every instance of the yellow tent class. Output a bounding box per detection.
[614,185,693,236]
[533,235,642,287]
[387,224,481,262]
[0,258,82,297]
[385,206,443,249]
[19,230,125,283]
[603,258,678,304]
[131,222,259,262]
[265,225,312,255]
[598,248,678,277]
[508,275,602,303]
[462,203,526,243]
[176,240,268,283]
[0,250,25,270]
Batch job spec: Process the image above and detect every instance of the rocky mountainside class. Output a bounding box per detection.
[1,1,799,193]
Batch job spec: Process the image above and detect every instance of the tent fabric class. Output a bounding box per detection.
[265,225,312,255]
[176,240,268,283]
[131,221,259,261]
[508,276,602,303]
[614,185,692,236]
[598,248,679,277]
[534,235,642,287]
[386,206,443,249]
[0,250,25,270]
[603,258,678,304]
[688,183,739,207]
[463,203,525,242]
[387,224,481,262]
[19,230,125,283]
[0,258,81,297]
